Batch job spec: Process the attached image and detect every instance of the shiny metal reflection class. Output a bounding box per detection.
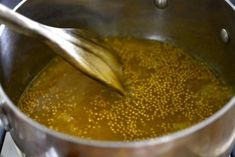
[154,0,168,9]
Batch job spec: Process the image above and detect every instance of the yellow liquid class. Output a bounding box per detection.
[18,37,234,141]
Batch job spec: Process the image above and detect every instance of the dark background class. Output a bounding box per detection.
[0,0,21,8]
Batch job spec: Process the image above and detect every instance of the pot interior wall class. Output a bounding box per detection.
[1,0,235,104]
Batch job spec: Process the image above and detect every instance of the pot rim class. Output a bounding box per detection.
[0,0,235,148]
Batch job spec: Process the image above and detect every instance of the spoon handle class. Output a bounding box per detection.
[0,3,48,39]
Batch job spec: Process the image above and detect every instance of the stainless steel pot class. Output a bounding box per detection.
[0,0,235,157]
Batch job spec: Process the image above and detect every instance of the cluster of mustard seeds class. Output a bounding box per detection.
[18,37,234,141]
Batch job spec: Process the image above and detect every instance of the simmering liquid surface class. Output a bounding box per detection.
[18,37,234,141]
